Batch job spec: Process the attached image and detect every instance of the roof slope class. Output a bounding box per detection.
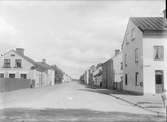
[35,62,51,71]
[130,17,167,32]
[12,50,36,65]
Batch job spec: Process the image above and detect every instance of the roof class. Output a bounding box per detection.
[35,62,51,71]
[12,50,37,65]
[130,17,167,32]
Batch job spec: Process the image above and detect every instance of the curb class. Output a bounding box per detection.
[110,94,165,116]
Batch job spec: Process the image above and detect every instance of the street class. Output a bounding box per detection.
[0,81,165,122]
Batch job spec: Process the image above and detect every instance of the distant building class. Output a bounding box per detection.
[112,49,123,90]
[93,63,103,88]
[122,11,167,94]
[0,48,55,89]
[102,58,114,89]
[62,73,72,83]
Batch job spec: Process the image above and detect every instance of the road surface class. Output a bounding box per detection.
[0,81,165,122]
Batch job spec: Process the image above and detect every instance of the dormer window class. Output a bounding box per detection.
[15,59,22,68]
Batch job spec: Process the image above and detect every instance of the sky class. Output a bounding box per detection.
[0,0,165,79]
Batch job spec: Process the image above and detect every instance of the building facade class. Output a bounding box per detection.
[112,50,123,90]
[122,15,167,94]
[0,48,55,89]
[102,59,114,89]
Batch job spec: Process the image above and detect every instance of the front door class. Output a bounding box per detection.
[155,70,164,93]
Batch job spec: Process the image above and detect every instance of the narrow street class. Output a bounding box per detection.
[0,81,165,122]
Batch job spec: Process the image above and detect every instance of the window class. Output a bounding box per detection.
[125,74,128,85]
[154,46,164,61]
[124,54,127,67]
[4,59,11,68]
[131,28,135,41]
[120,62,123,70]
[15,59,22,68]
[0,73,4,78]
[9,74,15,78]
[135,72,139,86]
[20,74,27,79]
[135,48,139,63]
[155,70,163,84]
[125,33,129,45]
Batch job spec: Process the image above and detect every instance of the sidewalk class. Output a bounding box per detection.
[82,87,166,116]
[110,93,165,115]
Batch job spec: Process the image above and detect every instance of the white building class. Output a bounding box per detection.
[122,11,167,94]
[62,73,72,83]
[112,49,123,90]
[0,48,55,88]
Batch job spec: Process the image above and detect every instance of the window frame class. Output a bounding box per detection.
[15,59,22,68]
[153,46,164,61]
[4,59,11,68]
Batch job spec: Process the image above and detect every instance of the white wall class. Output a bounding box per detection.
[0,50,34,79]
[122,20,143,94]
[143,35,167,94]
[113,52,122,83]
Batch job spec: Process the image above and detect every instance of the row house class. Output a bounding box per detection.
[112,50,123,90]
[0,48,55,89]
[122,10,167,94]
[102,58,114,89]
[93,63,103,88]
[62,73,72,83]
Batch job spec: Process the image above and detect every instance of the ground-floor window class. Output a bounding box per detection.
[155,70,163,84]
[125,74,128,85]
[0,73,4,78]
[20,74,27,79]
[135,72,139,86]
[155,70,164,93]
[9,73,15,78]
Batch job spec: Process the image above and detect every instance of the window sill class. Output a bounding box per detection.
[154,59,164,61]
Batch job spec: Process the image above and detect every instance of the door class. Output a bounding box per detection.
[155,70,164,93]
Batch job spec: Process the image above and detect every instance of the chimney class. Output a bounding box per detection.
[16,48,24,55]
[42,59,46,63]
[115,49,120,56]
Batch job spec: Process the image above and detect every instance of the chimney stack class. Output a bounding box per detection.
[115,49,120,56]
[42,59,46,63]
[16,48,24,55]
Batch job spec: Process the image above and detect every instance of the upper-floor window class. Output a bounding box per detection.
[135,48,139,63]
[120,62,123,70]
[4,59,11,68]
[15,59,22,68]
[124,54,127,67]
[125,32,129,45]
[131,28,135,41]
[154,46,164,61]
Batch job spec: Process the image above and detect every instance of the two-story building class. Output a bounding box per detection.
[122,11,167,94]
[112,49,123,90]
[0,48,55,89]
[102,58,114,89]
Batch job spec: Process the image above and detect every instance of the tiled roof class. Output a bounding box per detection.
[36,62,51,71]
[130,17,167,32]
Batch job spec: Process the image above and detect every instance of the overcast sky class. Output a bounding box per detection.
[0,0,165,79]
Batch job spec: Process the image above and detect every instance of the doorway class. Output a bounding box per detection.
[155,70,164,93]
